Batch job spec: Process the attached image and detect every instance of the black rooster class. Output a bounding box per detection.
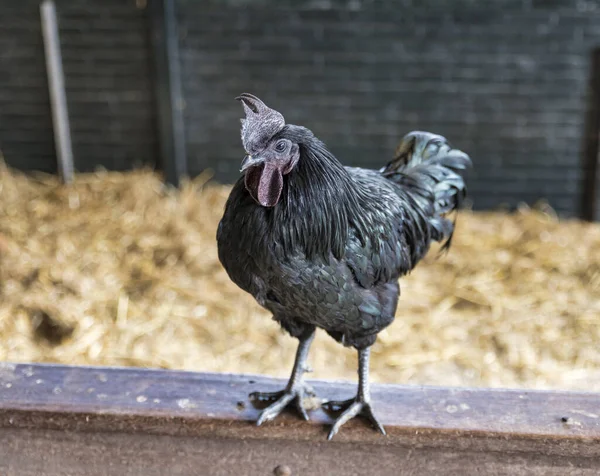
[217,93,471,439]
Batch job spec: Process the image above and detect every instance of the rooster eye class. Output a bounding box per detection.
[275,140,286,152]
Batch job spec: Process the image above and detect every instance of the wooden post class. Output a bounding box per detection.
[582,48,600,221]
[40,0,74,184]
[148,0,187,187]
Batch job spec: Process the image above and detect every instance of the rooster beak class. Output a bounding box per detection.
[241,154,264,172]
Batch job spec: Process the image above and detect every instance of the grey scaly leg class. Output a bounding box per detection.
[324,346,386,440]
[250,328,316,424]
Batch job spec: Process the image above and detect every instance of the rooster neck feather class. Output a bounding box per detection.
[269,125,369,261]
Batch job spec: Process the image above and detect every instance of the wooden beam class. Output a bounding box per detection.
[1,363,599,475]
[582,48,600,221]
[40,0,74,184]
[148,0,187,187]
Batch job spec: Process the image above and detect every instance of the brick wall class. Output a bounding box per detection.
[0,0,156,174]
[178,0,600,217]
[0,0,599,218]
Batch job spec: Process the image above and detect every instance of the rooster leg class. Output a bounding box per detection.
[250,328,316,424]
[324,346,386,440]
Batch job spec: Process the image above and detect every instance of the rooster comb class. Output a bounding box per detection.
[236,93,285,152]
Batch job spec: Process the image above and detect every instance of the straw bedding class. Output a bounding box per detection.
[1,163,599,390]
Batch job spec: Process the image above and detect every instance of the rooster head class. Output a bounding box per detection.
[236,93,299,207]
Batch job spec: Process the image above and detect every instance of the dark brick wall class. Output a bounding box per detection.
[1,0,599,218]
[178,0,600,217]
[0,0,156,174]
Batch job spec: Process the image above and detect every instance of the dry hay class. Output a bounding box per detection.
[0,162,599,391]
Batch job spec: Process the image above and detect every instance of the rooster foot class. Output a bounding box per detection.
[323,397,386,440]
[250,385,316,424]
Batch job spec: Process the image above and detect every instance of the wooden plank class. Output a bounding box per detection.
[1,362,600,475]
[582,47,600,221]
[148,0,187,187]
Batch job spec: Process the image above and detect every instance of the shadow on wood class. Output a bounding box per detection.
[0,362,599,475]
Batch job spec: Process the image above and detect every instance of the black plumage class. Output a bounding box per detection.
[217,94,472,439]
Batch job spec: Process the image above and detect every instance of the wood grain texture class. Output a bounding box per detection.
[1,362,600,475]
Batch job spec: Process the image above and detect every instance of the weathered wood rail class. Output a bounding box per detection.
[1,362,599,475]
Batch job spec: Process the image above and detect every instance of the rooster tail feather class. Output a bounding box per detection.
[381,131,472,252]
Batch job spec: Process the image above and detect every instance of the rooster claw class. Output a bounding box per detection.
[250,386,316,425]
[323,398,386,440]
